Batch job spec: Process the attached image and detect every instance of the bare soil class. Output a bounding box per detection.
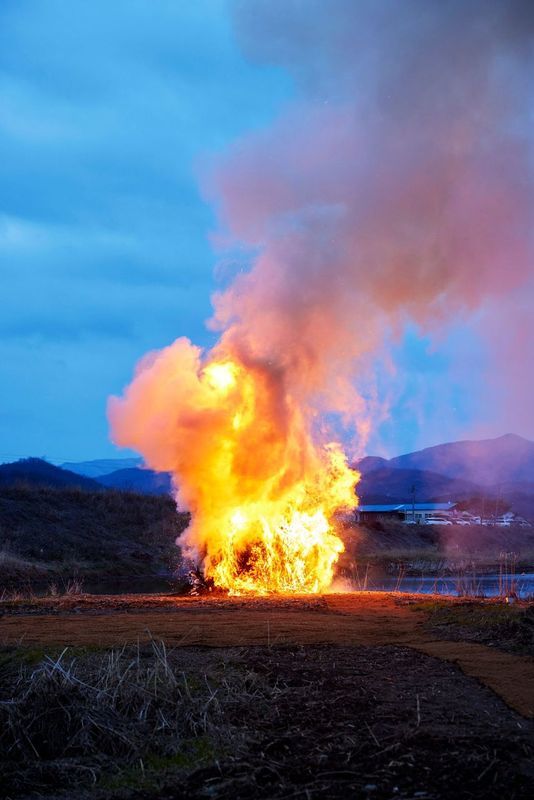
[163,644,534,800]
[1,592,533,718]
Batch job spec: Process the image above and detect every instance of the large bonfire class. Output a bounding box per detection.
[109,337,358,594]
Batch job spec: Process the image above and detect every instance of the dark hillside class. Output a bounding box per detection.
[498,484,534,521]
[97,467,172,495]
[0,459,102,492]
[0,486,188,582]
[356,466,482,505]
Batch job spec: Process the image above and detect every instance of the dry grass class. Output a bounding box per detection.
[0,639,261,795]
[0,485,189,583]
[418,598,534,655]
[2,641,533,799]
[0,577,85,602]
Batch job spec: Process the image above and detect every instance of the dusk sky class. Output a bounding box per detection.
[1,0,533,463]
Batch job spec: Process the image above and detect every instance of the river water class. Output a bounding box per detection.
[354,572,534,598]
[53,572,534,599]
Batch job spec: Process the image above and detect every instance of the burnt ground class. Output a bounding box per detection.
[1,594,534,799]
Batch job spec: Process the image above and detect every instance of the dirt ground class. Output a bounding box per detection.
[163,644,534,800]
[1,592,533,718]
[2,593,534,798]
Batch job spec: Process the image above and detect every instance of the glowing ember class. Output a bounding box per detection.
[109,341,358,594]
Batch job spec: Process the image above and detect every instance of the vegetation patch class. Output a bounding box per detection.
[96,738,217,793]
[0,642,247,797]
[0,486,189,584]
[416,599,534,655]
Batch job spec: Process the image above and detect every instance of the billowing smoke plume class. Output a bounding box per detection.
[109,1,533,586]
[210,0,533,413]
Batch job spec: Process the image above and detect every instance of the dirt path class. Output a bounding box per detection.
[1,592,533,717]
[326,594,534,718]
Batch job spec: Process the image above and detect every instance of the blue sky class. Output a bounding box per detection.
[0,0,528,463]
[0,0,292,461]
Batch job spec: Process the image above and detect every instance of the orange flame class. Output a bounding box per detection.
[109,338,359,594]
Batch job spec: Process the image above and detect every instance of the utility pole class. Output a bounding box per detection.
[411,483,417,524]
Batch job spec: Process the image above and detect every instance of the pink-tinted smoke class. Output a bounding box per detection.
[205,0,533,438]
[110,1,533,582]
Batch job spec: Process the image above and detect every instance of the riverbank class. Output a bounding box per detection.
[3,487,534,589]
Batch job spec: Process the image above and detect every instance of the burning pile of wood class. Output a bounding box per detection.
[188,568,215,596]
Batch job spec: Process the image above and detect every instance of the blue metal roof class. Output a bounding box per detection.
[358,502,456,512]
[357,504,404,513]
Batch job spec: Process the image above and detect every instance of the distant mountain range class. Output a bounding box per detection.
[356,466,481,505]
[0,458,169,497]
[61,457,142,478]
[355,433,534,518]
[357,433,534,486]
[61,458,172,495]
[2,433,533,517]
